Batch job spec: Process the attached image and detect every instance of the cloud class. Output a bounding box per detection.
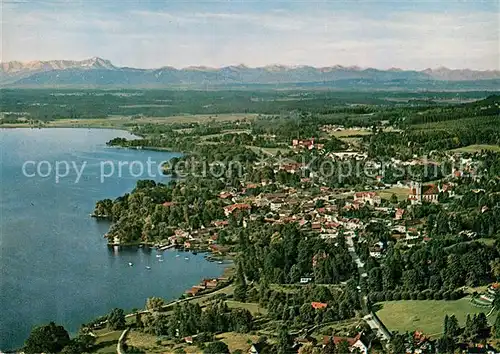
[1,3,498,70]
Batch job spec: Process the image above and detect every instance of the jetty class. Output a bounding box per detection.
[158,244,176,251]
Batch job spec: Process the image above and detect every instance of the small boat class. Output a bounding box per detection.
[128,262,133,266]
[175,255,180,258]
[218,261,223,264]
[156,254,162,258]
[158,259,164,262]
[146,266,151,270]
[184,257,189,260]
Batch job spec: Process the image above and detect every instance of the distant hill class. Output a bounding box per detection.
[1,57,499,89]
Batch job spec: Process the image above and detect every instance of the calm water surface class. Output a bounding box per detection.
[0,128,225,351]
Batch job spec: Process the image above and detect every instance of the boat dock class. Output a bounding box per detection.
[158,244,176,250]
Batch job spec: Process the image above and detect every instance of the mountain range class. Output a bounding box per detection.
[1,57,499,89]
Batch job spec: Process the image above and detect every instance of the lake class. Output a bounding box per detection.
[0,128,226,351]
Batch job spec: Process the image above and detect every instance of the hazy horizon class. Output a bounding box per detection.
[2,56,500,72]
[1,0,499,71]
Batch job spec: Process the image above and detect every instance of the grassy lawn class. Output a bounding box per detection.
[91,330,122,353]
[124,331,165,353]
[450,144,500,153]
[376,298,493,338]
[330,129,372,138]
[225,300,268,315]
[121,329,259,353]
[1,113,259,129]
[247,145,290,157]
[217,332,259,353]
[339,137,363,146]
[378,187,409,201]
[311,318,362,340]
[200,129,252,140]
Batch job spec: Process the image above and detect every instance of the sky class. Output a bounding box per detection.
[1,0,498,70]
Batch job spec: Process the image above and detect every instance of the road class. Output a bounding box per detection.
[345,233,391,346]
[345,234,367,278]
[363,314,392,343]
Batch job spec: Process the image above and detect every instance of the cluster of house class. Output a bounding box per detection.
[160,174,453,264]
[322,332,371,354]
[158,144,481,269]
[403,331,497,354]
[247,331,371,354]
[184,277,229,297]
[470,283,499,308]
[291,138,324,150]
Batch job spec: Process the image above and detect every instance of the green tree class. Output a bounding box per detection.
[464,314,473,339]
[203,341,230,354]
[277,324,291,354]
[146,296,165,311]
[61,334,96,354]
[108,308,126,330]
[494,312,500,338]
[24,322,70,354]
[334,339,350,354]
[389,333,406,354]
[445,314,459,338]
[322,337,336,354]
[234,260,248,302]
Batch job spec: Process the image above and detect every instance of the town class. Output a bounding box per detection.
[52,93,500,354]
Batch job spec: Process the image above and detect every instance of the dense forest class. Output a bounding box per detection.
[0,89,496,122]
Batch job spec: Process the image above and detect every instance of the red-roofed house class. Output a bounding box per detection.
[323,333,370,354]
[280,163,304,174]
[395,208,405,220]
[353,192,381,206]
[311,222,322,231]
[311,302,328,310]
[292,138,315,149]
[224,203,251,216]
[213,220,229,228]
[185,286,203,297]
[202,278,219,288]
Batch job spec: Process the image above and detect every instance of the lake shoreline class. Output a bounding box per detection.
[0,128,225,351]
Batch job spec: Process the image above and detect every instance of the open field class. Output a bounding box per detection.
[119,104,172,108]
[247,145,290,156]
[225,300,268,315]
[125,331,202,354]
[311,318,363,341]
[377,187,409,201]
[0,113,259,129]
[339,136,363,146]
[411,116,497,132]
[376,298,493,338]
[124,331,165,353]
[200,129,252,140]
[450,144,500,153]
[330,129,372,138]
[122,328,260,353]
[91,330,122,353]
[216,332,260,352]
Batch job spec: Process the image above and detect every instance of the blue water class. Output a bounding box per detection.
[0,128,225,351]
